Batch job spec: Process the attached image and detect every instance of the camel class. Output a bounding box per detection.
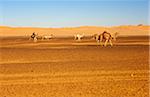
[42,34,53,40]
[112,32,118,41]
[93,31,118,46]
[100,31,113,46]
[29,32,38,42]
[74,34,84,41]
[92,33,100,43]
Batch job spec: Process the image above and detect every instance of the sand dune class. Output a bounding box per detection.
[0,25,149,37]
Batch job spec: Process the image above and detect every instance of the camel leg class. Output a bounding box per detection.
[96,36,99,43]
[104,39,108,46]
[74,35,77,40]
[99,35,103,46]
[109,39,113,46]
[96,40,100,46]
[78,37,80,41]
[33,37,37,42]
[96,36,100,44]
[100,41,103,46]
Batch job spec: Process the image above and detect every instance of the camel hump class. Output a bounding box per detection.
[103,31,107,33]
[103,31,110,35]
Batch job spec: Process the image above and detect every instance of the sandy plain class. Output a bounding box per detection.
[0,36,149,97]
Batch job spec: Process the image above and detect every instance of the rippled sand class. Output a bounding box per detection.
[0,36,149,97]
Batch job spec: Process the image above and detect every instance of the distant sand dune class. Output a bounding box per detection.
[0,25,149,36]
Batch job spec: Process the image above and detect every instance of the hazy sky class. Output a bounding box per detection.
[0,0,149,27]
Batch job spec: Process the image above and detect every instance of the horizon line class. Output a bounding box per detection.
[0,24,149,28]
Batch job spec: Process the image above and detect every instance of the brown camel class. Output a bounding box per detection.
[93,31,118,46]
[100,31,113,46]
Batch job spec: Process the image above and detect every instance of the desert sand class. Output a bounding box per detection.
[0,25,149,37]
[0,36,149,97]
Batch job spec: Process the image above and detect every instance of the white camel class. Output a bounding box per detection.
[74,34,84,41]
[42,34,53,40]
[111,32,118,41]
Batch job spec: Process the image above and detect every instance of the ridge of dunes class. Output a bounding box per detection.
[0,25,149,37]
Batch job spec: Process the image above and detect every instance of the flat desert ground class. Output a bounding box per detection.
[0,36,149,97]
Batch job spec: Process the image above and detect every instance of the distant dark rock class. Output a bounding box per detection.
[137,24,143,26]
